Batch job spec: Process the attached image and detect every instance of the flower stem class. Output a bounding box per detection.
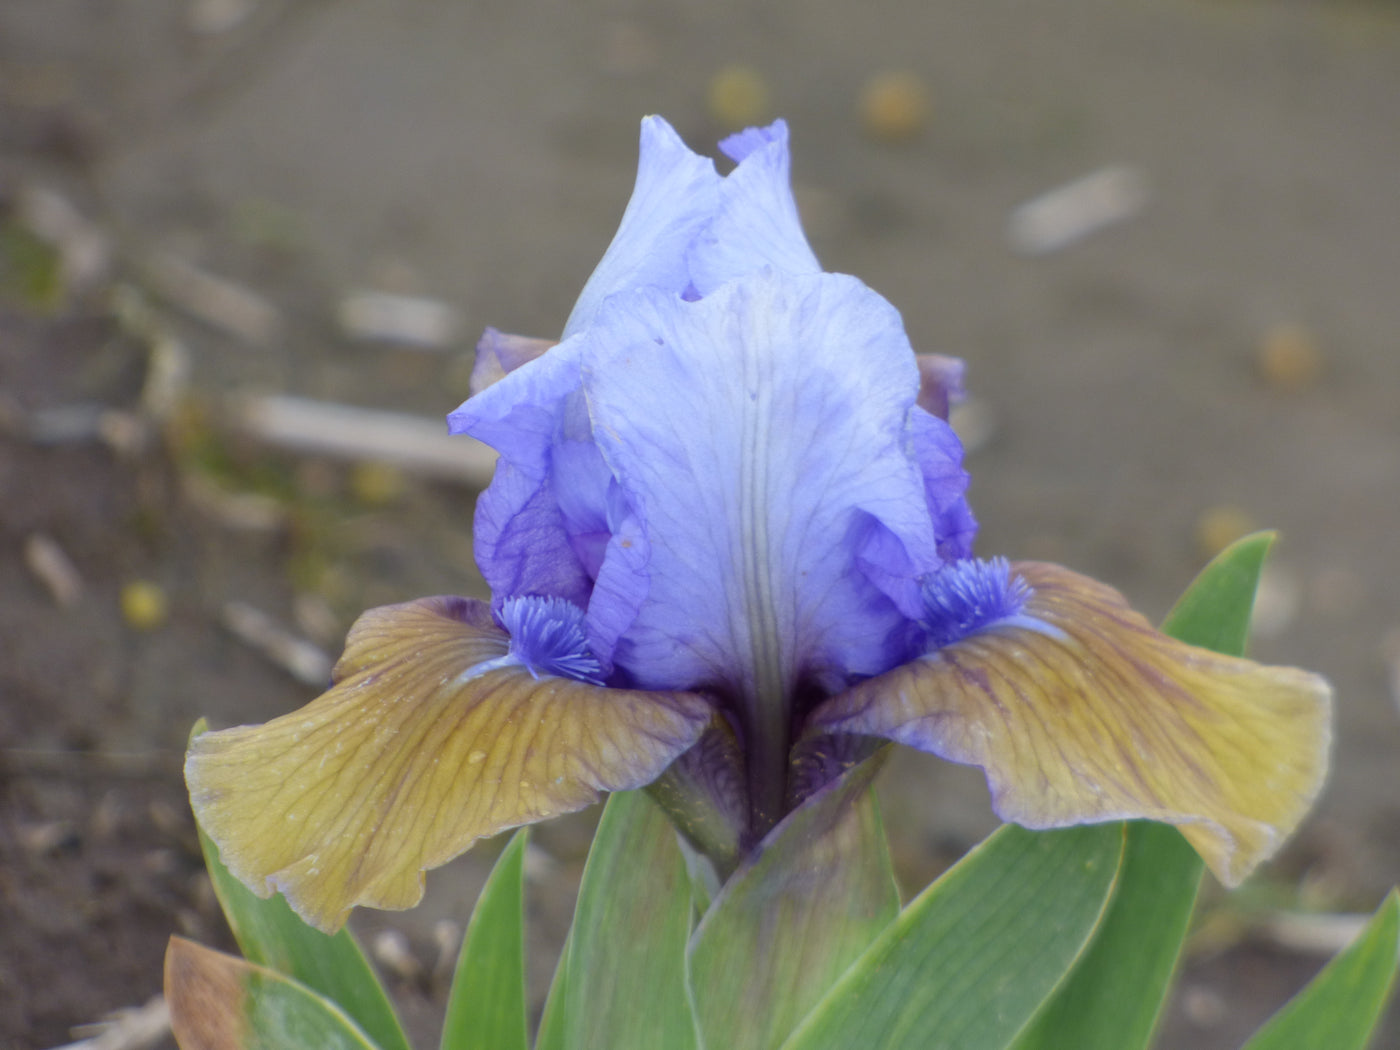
[745,696,790,842]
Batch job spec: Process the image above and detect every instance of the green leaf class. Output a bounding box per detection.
[561,791,697,1050]
[1162,530,1276,652]
[166,936,383,1050]
[687,753,900,1050]
[1010,531,1274,1050]
[440,831,528,1050]
[782,822,1123,1050]
[189,728,411,1050]
[1240,890,1400,1050]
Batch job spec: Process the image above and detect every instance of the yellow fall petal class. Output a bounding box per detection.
[187,596,710,932]
[812,561,1332,886]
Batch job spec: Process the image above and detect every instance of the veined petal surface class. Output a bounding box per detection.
[686,120,821,295]
[468,328,556,396]
[187,596,710,932]
[562,116,720,339]
[812,561,1332,885]
[582,270,954,699]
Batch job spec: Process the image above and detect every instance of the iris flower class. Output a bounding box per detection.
[187,118,1331,933]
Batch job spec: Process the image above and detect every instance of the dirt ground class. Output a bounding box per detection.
[1,1,1397,1047]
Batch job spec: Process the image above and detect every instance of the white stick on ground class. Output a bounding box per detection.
[337,290,463,349]
[1007,165,1150,256]
[24,533,84,607]
[48,995,169,1050]
[141,251,282,345]
[220,600,335,687]
[233,394,497,486]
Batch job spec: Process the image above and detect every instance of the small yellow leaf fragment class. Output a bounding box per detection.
[121,580,168,631]
[1195,505,1257,559]
[1256,323,1324,392]
[707,65,771,130]
[350,460,408,507]
[859,71,929,142]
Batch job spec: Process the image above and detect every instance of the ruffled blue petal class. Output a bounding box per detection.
[687,120,822,296]
[468,328,555,396]
[561,117,721,339]
[906,409,977,563]
[448,339,595,609]
[579,270,952,699]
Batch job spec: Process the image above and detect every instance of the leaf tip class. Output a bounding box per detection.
[165,937,250,1050]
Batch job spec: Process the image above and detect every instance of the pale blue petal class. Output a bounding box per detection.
[561,116,721,339]
[718,124,780,163]
[687,120,822,296]
[580,270,947,700]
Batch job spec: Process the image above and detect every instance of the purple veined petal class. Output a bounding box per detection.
[469,328,557,396]
[449,338,595,607]
[471,466,594,608]
[687,119,822,296]
[851,511,930,624]
[913,353,966,421]
[561,116,721,339]
[550,438,616,581]
[580,270,950,706]
[907,408,977,564]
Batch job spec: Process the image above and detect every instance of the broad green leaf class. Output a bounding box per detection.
[166,936,382,1050]
[688,754,899,1050]
[1009,823,1201,1050]
[1241,890,1399,1050]
[1011,531,1273,1050]
[562,791,697,1050]
[191,721,411,1050]
[782,822,1124,1050]
[441,831,528,1050]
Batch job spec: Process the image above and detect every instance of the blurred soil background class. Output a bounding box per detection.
[1,0,1398,1047]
